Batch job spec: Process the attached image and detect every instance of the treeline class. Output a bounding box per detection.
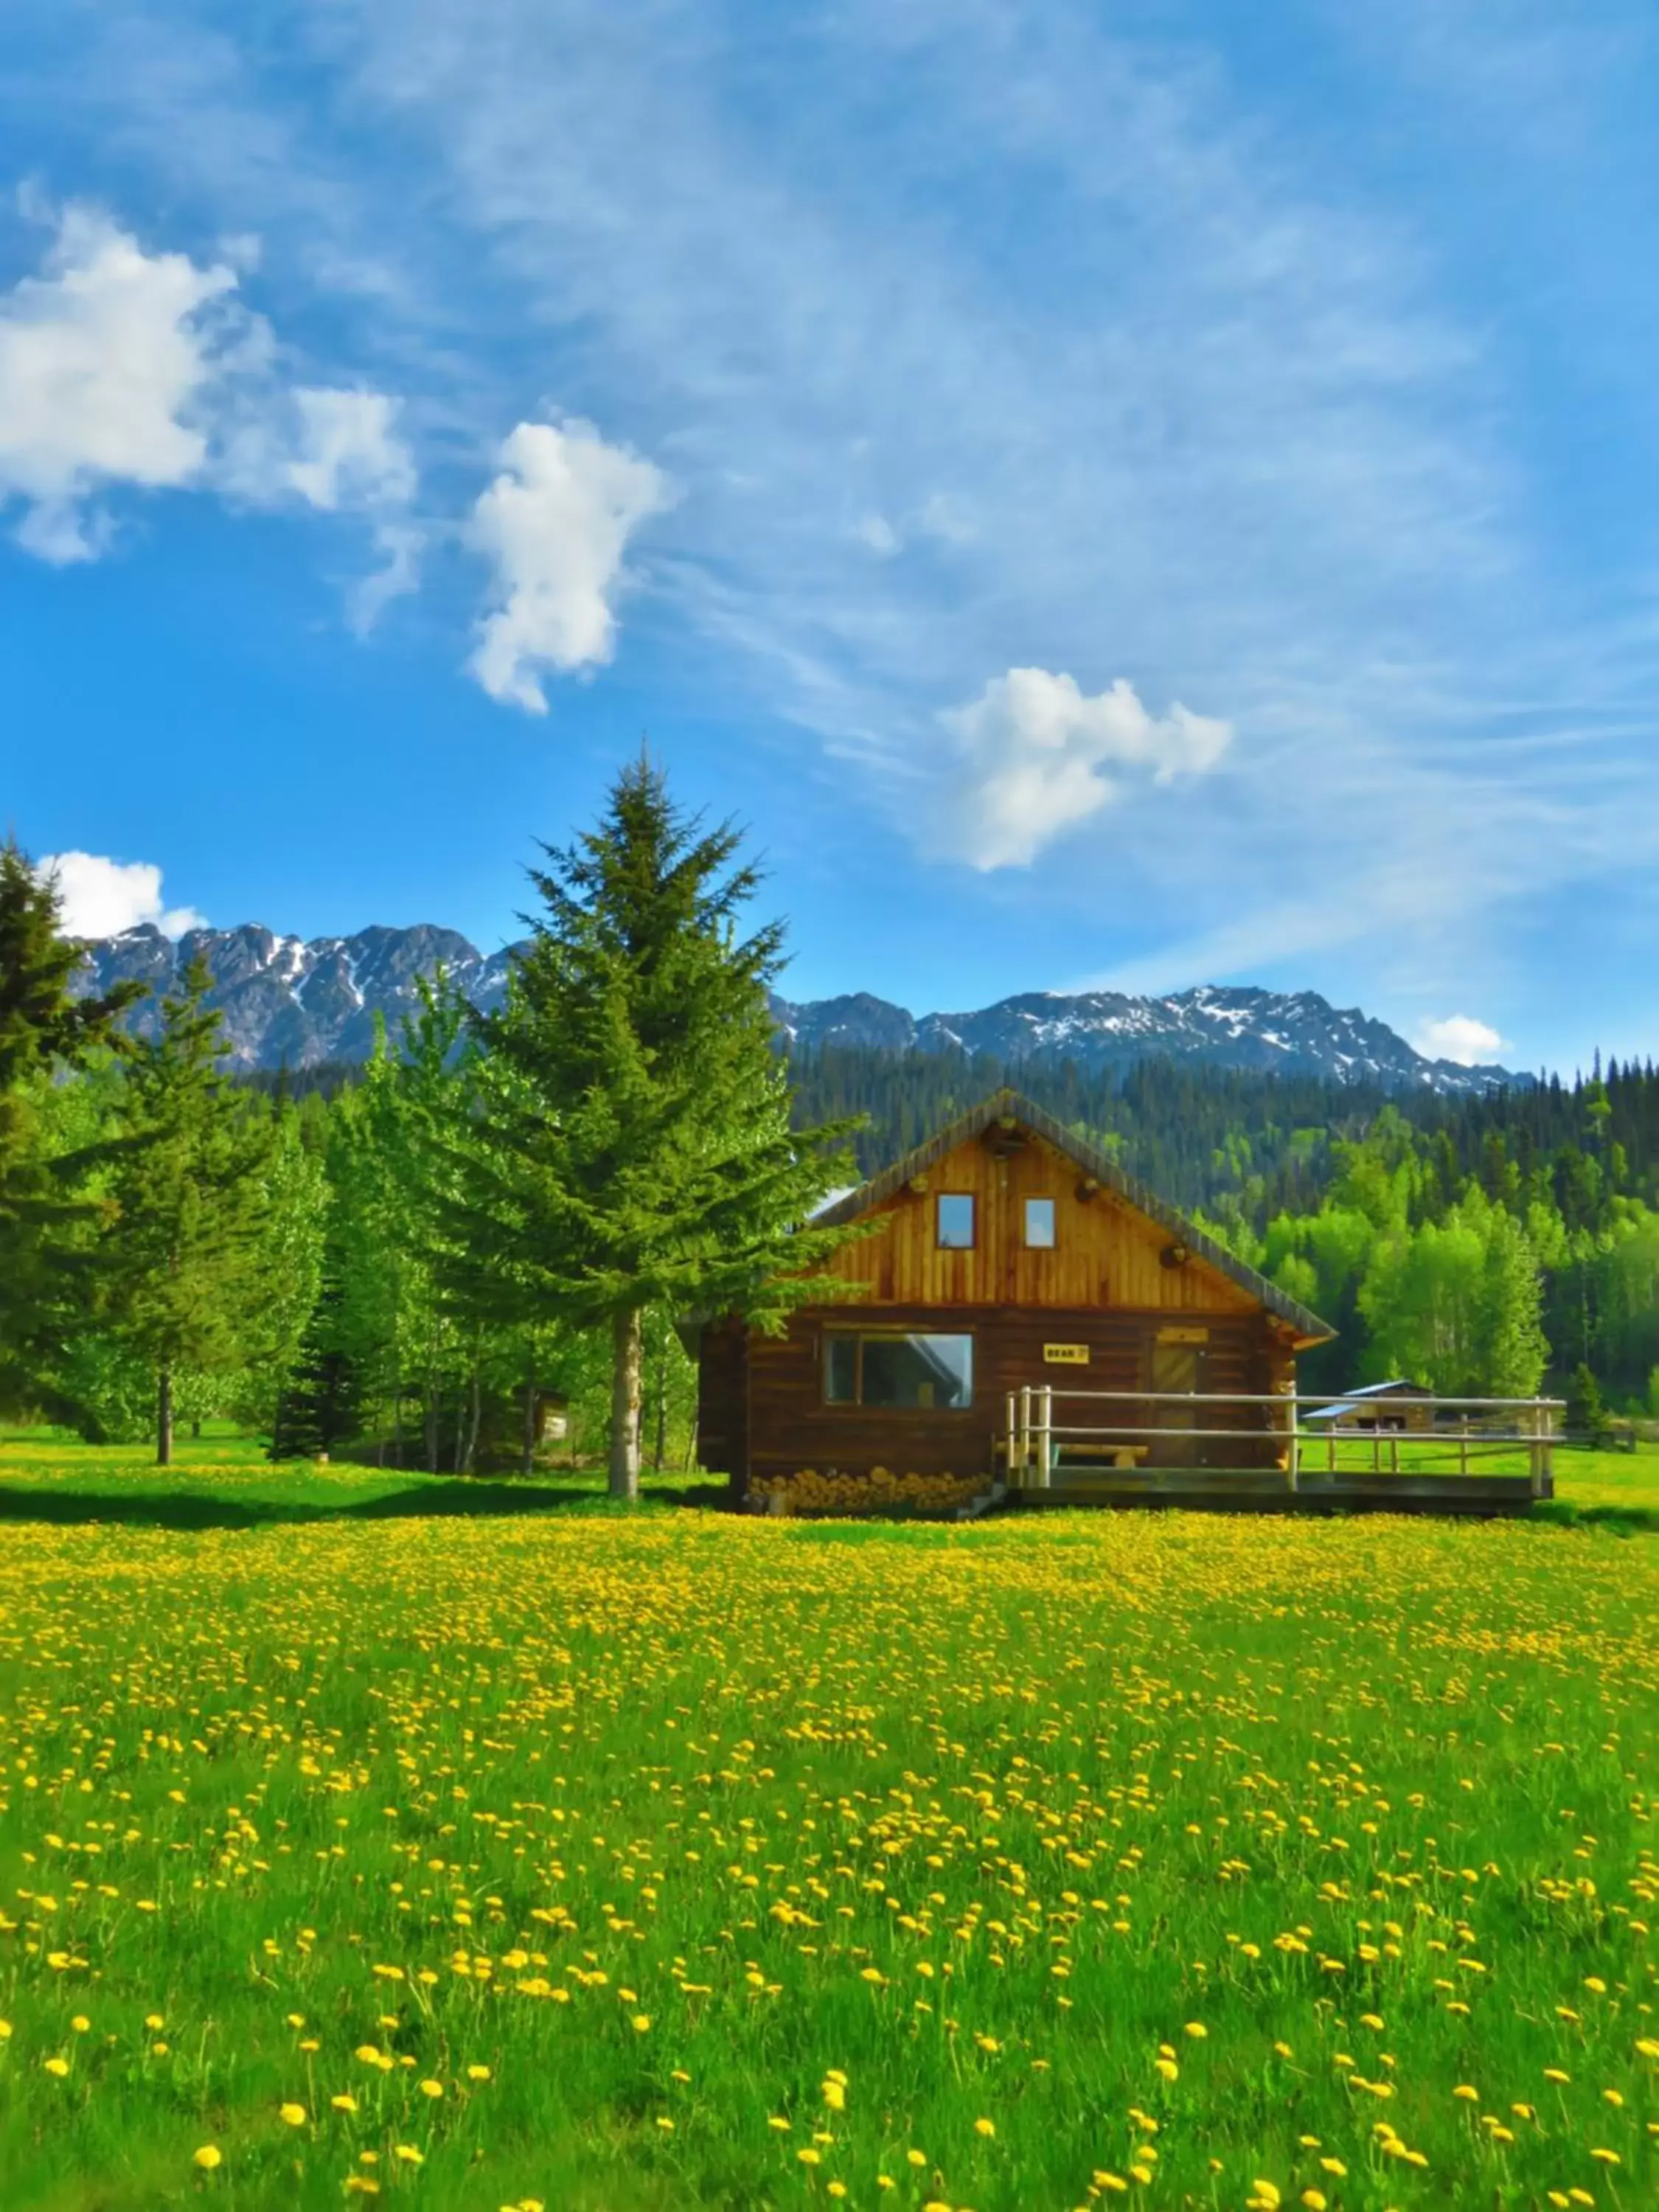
[0,769,860,1481]
[7,775,1657,1459]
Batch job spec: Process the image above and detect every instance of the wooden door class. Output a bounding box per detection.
[1150,1337,1206,1467]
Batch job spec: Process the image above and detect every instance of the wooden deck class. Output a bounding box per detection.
[1010,1467,1550,1516]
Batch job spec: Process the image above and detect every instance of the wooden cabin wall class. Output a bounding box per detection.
[820,1130,1259,1315]
[740,1304,1287,1487]
[697,1318,747,1479]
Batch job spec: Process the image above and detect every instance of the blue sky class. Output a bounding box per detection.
[4,0,1659,1074]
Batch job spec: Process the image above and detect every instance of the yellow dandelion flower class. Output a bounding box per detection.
[1589,2149,1620,2166]
[768,2117,791,2131]
[797,2146,821,2166]
[1453,2084,1479,2101]
[192,2146,223,2171]
[631,2014,651,2034]
[419,2079,444,2098]
[279,2103,307,2126]
[1301,2194,1327,2211]
[394,2146,422,2166]
[331,2093,359,2114]
[907,2149,928,2168]
[1183,2021,1207,2039]
[44,2057,70,2078]
[1154,2056,1178,2082]
[70,2016,90,2034]
[974,2116,995,2137]
[466,2064,492,2082]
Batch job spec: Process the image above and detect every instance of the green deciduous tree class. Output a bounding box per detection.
[454,757,864,1498]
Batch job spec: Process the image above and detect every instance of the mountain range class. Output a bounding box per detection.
[72,922,1523,1094]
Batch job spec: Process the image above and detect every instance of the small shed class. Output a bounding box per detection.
[697,1087,1333,1498]
[1301,1380,1434,1434]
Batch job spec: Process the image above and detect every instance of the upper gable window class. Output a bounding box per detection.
[1024,1197,1056,1248]
[936,1193,975,1249]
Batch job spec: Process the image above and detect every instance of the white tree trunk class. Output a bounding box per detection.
[609,1305,643,1500]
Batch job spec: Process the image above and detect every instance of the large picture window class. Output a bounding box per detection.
[823,1332,973,1410]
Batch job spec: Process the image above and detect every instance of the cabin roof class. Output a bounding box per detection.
[813,1085,1335,1346]
[1301,1378,1429,1420]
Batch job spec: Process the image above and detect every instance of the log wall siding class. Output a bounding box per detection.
[696,1318,747,1480]
[737,1304,1287,1487]
[820,1129,1259,1315]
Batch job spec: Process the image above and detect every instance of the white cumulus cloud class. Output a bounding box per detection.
[0,207,420,619]
[1412,1012,1507,1066]
[467,418,673,714]
[38,852,205,940]
[0,207,238,562]
[935,667,1233,869]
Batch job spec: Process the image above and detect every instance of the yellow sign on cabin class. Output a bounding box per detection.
[1043,1343,1091,1365]
[1157,1326,1209,1345]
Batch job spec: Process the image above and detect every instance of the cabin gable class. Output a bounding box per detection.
[818,1125,1259,1314]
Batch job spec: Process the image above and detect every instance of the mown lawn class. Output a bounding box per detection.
[0,1444,1654,2209]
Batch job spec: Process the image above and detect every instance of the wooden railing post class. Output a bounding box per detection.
[1037,1386,1054,1489]
[1018,1385,1032,1487]
[1286,1389,1298,1492]
[1005,1391,1016,1489]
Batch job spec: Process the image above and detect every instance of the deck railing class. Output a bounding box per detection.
[1002,1387,1564,1498]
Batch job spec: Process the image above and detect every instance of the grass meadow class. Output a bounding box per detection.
[0,1433,1655,2210]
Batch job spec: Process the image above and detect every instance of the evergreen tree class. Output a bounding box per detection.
[102,959,277,1464]
[456,757,865,1498]
[0,838,145,1409]
[1565,1361,1606,1441]
[269,1274,368,1460]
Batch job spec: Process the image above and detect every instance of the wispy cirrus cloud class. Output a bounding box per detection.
[7,0,1659,1058]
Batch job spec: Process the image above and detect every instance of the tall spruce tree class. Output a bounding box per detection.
[103,959,277,1464]
[457,757,865,1498]
[0,838,145,1408]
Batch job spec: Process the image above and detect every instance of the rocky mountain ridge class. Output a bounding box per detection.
[74,922,1523,1094]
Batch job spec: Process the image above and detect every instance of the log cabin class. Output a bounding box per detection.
[698,1087,1334,1498]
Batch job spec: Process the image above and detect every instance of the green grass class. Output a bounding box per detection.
[0,1441,1655,2208]
[0,1427,723,1527]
